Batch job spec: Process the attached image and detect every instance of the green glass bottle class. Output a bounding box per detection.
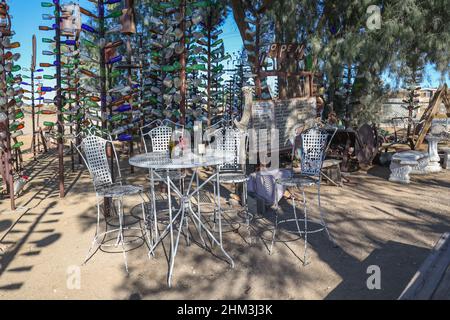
[105,10,122,19]
[63,64,75,70]
[109,70,122,78]
[64,98,77,104]
[190,1,211,8]
[15,111,24,119]
[40,2,54,8]
[85,100,100,108]
[44,121,55,127]
[81,39,97,48]
[9,122,19,131]
[187,64,207,72]
[12,141,24,149]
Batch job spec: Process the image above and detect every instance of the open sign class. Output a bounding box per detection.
[268,43,305,61]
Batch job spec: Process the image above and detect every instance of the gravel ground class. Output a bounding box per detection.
[1,114,449,299]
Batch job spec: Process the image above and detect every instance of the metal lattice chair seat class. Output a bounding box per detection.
[219,172,249,184]
[96,183,144,198]
[276,175,319,188]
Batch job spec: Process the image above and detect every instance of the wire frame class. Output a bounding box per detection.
[78,135,118,190]
[213,127,247,172]
[161,119,184,132]
[300,127,328,177]
[149,126,173,152]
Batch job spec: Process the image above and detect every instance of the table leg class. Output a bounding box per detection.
[216,167,223,246]
[195,168,206,247]
[167,170,175,287]
[149,169,158,256]
[187,200,235,268]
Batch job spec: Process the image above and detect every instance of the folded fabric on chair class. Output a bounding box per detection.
[248,168,292,206]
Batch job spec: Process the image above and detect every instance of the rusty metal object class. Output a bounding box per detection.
[356,124,378,166]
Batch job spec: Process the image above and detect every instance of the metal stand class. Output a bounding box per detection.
[148,166,235,287]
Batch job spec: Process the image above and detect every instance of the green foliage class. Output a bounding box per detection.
[247,0,449,125]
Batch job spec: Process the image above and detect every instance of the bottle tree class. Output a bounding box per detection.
[198,0,229,126]
[0,0,25,209]
[231,0,272,100]
[59,3,82,170]
[139,4,164,125]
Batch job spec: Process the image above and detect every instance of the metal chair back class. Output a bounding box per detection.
[76,134,121,191]
[300,127,329,177]
[149,126,173,152]
[213,127,247,173]
[140,120,163,153]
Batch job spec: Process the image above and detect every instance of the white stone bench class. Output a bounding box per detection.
[389,151,429,184]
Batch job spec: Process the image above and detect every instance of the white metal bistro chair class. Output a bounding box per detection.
[270,126,335,265]
[75,132,150,273]
[211,127,252,225]
[140,123,186,183]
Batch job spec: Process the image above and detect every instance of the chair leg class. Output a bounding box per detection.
[244,181,250,227]
[114,199,122,246]
[269,204,279,255]
[117,198,129,274]
[149,169,159,258]
[301,188,309,266]
[184,215,191,246]
[318,183,336,246]
[291,194,303,237]
[83,199,102,265]
[140,195,154,258]
[196,171,206,247]
[212,178,218,232]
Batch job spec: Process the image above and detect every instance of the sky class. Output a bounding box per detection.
[7,0,448,97]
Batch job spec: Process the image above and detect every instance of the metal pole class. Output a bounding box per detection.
[67,38,75,172]
[126,35,134,173]
[98,0,107,132]
[206,14,212,127]
[0,26,15,211]
[31,34,37,160]
[179,0,186,125]
[31,69,36,160]
[255,14,262,98]
[55,1,65,198]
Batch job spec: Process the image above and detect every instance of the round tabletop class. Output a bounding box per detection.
[129,151,234,170]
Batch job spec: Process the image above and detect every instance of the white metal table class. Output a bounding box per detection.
[129,151,235,286]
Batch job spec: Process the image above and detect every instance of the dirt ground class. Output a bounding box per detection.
[1,114,450,300]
